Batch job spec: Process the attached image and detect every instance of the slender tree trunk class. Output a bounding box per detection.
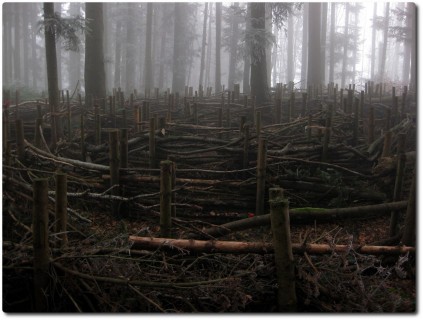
[172,3,187,94]
[85,2,106,99]
[144,2,153,93]
[242,3,251,94]
[2,4,13,85]
[341,3,349,88]
[351,5,359,84]
[402,3,411,87]
[22,3,30,87]
[307,2,321,86]
[265,3,272,87]
[43,2,60,144]
[69,2,81,91]
[379,3,390,83]
[205,3,213,90]
[250,2,269,104]
[125,3,136,92]
[14,3,21,85]
[114,20,122,89]
[215,2,222,93]
[320,3,327,85]
[286,13,294,83]
[370,2,377,80]
[199,3,208,88]
[272,24,279,85]
[158,4,167,90]
[408,2,417,92]
[301,3,308,89]
[228,2,239,91]
[54,3,62,89]
[328,2,335,84]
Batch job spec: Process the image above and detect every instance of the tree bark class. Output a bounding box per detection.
[250,2,269,105]
[328,2,335,84]
[228,3,239,91]
[129,236,415,255]
[320,3,328,84]
[301,3,308,89]
[125,3,136,92]
[370,2,377,80]
[379,3,390,83]
[341,3,349,88]
[199,3,208,88]
[242,3,251,94]
[215,2,222,93]
[85,2,106,99]
[172,3,187,94]
[307,2,321,87]
[144,2,153,93]
[286,13,294,83]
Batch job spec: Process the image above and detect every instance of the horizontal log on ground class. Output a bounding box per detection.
[129,236,414,255]
[196,201,408,238]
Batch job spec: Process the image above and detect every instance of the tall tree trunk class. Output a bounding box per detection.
[14,3,21,85]
[408,3,417,93]
[300,3,308,89]
[205,3,213,90]
[114,20,122,89]
[379,3,390,83]
[103,3,112,92]
[286,13,294,83]
[320,3,327,85]
[172,3,187,94]
[125,3,136,92]
[351,5,359,84]
[43,2,60,144]
[144,2,153,93]
[250,2,269,104]
[228,2,239,91]
[69,2,81,91]
[328,2,335,84]
[54,3,63,89]
[402,3,411,87]
[265,3,272,87]
[272,24,279,85]
[215,2,222,93]
[307,2,321,86]
[199,3,208,88]
[85,2,106,99]
[22,3,30,87]
[370,2,377,80]
[341,3,349,88]
[2,4,13,86]
[158,4,167,90]
[242,3,251,94]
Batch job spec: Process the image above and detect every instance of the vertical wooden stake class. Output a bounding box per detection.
[359,90,364,118]
[120,128,128,169]
[66,90,71,139]
[95,114,101,145]
[307,114,312,142]
[368,106,375,145]
[255,138,267,215]
[109,130,120,216]
[35,118,43,149]
[289,92,295,121]
[33,178,50,312]
[240,116,246,136]
[160,160,173,238]
[269,187,297,312]
[15,119,25,160]
[381,131,392,158]
[255,111,261,137]
[352,97,359,146]
[55,172,68,248]
[401,169,416,246]
[80,114,86,161]
[389,133,406,237]
[193,103,198,125]
[243,125,250,169]
[149,118,156,169]
[322,104,332,161]
[171,161,176,218]
[218,107,223,139]
[276,99,282,124]
[302,93,307,116]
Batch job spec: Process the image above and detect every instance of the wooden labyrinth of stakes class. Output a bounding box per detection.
[2,84,417,312]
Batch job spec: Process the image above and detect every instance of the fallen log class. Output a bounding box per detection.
[128,236,414,255]
[194,201,408,238]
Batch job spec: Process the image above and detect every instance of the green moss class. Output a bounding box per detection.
[291,207,326,214]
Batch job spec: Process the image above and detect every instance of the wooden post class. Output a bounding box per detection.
[368,106,375,145]
[32,178,50,312]
[389,133,406,237]
[149,118,156,169]
[392,96,399,126]
[35,118,43,148]
[66,90,71,139]
[120,128,128,169]
[243,125,250,169]
[381,131,392,158]
[55,172,68,248]
[400,92,406,120]
[15,89,19,120]
[307,114,312,142]
[401,169,416,246]
[109,130,120,216]
[80,114,86,161]
[301,93,307,115]
[218,107,223,139]
[269,187,296,312]
[289,91,295,121]
[347,89,353,114]
[160,160,173,238]
[352,97,359,146]
[276,98,282,124]
[244,95,248,108]
[95,114,101,145]
[15,119,25,160]
[256,111,261,137]
[171,161,177,218]
[359,90,364,118]
[322,104,332,161]
[255,138,267,215]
